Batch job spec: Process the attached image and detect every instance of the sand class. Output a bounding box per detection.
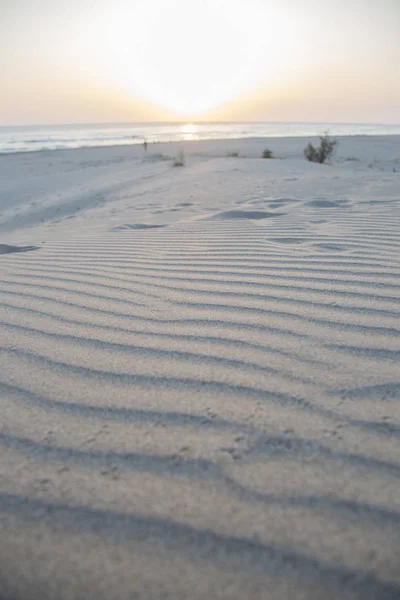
[0,135,400,600]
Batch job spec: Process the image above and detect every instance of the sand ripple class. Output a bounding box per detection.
[1,179,400,599]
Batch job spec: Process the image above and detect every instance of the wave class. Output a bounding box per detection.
[25,134,140,144]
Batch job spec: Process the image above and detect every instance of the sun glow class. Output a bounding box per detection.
[86,0,299,117]
[180,123,200,141]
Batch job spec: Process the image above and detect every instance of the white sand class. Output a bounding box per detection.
[0,135,400,600]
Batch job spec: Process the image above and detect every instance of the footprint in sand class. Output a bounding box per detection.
[267,203,285,209]
[111,224,167,231]
[205,210,286,220]
[270,198,299,204]
[305,200,340,208]
[312,243,350,252]
[0,244,39,255]
[270,237,308,245]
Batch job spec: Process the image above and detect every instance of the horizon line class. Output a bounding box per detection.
[1,119,400,129]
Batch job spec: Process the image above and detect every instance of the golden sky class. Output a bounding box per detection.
[1,0,399,125]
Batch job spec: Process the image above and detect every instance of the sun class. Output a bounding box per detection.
[87,0,297,117]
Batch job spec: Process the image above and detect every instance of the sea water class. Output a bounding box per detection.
[1,121,399,154]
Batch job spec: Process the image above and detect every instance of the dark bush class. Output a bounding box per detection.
[261,148,274,159]
[304,133,338,164]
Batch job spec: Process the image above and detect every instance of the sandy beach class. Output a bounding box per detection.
[0,135,400,600]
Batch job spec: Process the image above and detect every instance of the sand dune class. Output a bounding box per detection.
[0,136,400,599]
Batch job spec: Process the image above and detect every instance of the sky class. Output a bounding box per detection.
[1,0,399,125]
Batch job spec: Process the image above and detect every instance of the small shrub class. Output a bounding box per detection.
[262,148,274,159]
[304,133,338,164]
[227,151,239,157]
[144,153,171,162]
[368,157,380,169]
[173,150,185,167]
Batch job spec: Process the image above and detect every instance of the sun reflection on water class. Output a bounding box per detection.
[180,123,200,141]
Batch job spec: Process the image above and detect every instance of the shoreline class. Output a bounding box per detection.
[2,132,400,158]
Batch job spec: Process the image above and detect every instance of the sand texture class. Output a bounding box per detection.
[0,136,400,599]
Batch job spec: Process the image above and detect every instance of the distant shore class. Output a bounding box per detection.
[1,135,400,183]
[1,133,400,164]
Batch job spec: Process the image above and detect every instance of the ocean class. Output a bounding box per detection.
[1,121,399,154]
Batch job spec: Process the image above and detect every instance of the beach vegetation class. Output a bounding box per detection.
[368,157,382,169]
[261,148,274,159]
[227,151,240,157]
[304,133,338,164]
[173,150,185,167]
